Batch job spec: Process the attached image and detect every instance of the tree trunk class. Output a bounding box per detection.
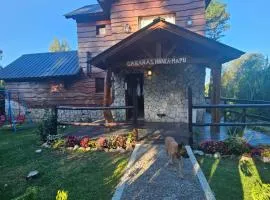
[103,68,114,123]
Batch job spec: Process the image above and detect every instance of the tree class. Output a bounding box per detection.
[49,38,70,52]
[222,53,268,100]
[206,0,230,41]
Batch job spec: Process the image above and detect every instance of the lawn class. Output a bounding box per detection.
[197,156,270,200]
[0,126,129,200]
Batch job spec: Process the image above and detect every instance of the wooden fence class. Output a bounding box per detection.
[188,88,270,145]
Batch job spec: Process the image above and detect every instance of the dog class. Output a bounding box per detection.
[165,136,184,178]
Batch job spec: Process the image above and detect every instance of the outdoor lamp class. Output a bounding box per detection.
[147,69,153,76]
[186,17,193,26]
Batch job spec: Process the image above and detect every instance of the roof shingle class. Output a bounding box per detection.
[0,51,80,81]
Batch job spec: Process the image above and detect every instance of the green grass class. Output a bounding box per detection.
[197,156,270,200]
[0,127,129,200]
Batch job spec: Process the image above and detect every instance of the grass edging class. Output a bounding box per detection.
[185,145,216,200]
[112,143,142,200]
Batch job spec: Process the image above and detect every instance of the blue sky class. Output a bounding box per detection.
[0,0,270,67]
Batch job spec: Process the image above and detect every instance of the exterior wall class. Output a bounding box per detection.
[5,99,103,123]
[77,0,206,72]
[112,65,205,123]
[4,73,105,123]
[5,73,104,108]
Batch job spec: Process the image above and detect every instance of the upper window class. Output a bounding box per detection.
[139,14,176,29]
[95,78,104,93]
[96,25,106,35]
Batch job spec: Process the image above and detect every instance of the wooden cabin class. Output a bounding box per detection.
[0,0,244,123]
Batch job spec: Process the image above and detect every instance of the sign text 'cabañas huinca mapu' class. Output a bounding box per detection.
[126,57,187,67]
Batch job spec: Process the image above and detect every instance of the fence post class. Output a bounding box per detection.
[223,100,227,122]
[242,108,246,129]
[188,87,193,146]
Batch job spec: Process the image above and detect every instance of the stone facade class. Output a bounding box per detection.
[112,64,206,123]
[5,99,103,123]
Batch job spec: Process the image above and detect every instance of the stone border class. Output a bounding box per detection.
[112,144,142,200]
[185,145,216,200]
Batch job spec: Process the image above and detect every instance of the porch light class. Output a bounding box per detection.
[186,17,193,26]
[147,69,152,76]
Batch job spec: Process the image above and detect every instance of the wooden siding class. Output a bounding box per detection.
[78,0,206,70]
[5,73,104,108]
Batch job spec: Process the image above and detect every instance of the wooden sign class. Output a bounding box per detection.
[126,57,187,67]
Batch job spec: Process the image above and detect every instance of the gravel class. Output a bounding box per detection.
[120,145,206,200]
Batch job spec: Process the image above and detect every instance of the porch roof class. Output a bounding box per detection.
[91,18,245,70]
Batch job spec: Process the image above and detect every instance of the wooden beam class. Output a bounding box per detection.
[165,44,177,58]
[103,67,113,123]
[210,63,222,133]
[156,42,162,57]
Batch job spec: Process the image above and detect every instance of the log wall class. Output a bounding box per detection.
[5,73,104,108]
[78,0,206,71]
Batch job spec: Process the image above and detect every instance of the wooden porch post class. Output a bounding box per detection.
[211,63,222,133]
[103,67,113,124]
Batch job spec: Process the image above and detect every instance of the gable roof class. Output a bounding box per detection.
[65,0,212,20]
[0,51,80,81]
[91,18,244,69]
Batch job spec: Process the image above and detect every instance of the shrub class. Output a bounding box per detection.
[66,136,79,147]
[107,136,118,149]
[261,149,270,158]
[199,140,229,155]
[36,109,57,142]
[251,148,264,157]
[88,140,96,149]
[96,137,107,149]
[115,135,127,149]
[52,139,66,149]
[80,136,90,148]
[224,136,250,155]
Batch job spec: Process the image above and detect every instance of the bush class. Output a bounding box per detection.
[107,136,118,149]
[261,149,270,158]
[224,136,250,155]
[52,139,66,149]
[96,137,107,149]
[251,148,264,157]
[66,136,79,147]
[199,140,229,155]
[80,136,90,148]
[36,109,57,142]
[115,135,127,149]
[88,140,96,149]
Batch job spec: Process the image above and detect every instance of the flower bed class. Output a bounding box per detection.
[43,129,138,153]
[197,136,270,162]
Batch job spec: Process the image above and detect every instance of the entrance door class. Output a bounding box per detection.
[125,74,144,120]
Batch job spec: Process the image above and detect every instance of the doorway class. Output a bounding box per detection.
[125,74,144,120]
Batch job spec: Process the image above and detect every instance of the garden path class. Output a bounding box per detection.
[114,144,206,200]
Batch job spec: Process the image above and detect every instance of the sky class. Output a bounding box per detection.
[0,0,270,67]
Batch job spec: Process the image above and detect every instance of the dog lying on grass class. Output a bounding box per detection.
[165,136,184,178]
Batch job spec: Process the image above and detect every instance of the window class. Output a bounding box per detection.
[95,78,104,93]
[139,14,176,29]
[96,25,106,35]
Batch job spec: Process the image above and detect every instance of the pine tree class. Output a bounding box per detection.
[206,0,230,41]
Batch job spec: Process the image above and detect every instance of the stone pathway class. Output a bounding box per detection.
[116,144,206,200]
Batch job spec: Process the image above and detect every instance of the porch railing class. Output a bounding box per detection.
[188,88,270,145]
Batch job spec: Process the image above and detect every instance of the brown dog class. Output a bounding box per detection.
[165,136,184,178]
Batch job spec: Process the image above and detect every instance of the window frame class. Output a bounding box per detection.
[96,24,106,36]
[95,78,105,93]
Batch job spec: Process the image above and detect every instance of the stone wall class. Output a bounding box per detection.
[5,99,103,123]
[112,64,206,123]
